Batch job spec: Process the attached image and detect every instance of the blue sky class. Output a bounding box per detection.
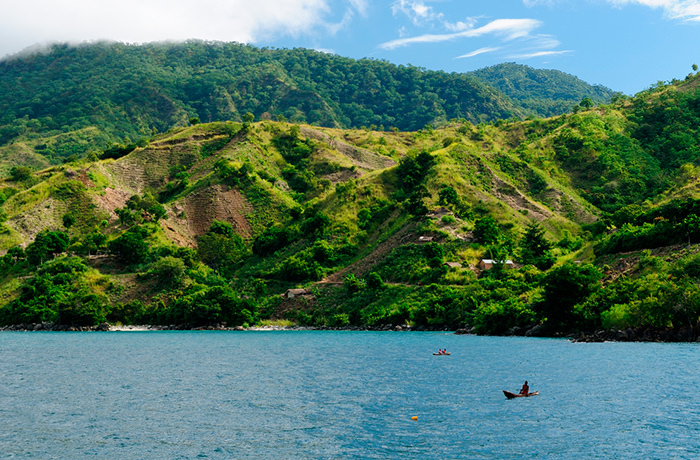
[2,0,700,94]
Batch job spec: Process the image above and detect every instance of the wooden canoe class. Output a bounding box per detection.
[503,390,539,399]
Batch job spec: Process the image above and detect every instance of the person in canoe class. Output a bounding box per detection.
[519,381,529,396]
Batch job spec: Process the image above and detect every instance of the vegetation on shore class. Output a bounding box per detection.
[2,43,700,339]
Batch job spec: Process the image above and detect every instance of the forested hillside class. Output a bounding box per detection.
[471,63,616,117]
[2,46,700,340]
[0,41,613,170]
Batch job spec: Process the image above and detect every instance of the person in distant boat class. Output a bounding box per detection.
[519,381,529,395]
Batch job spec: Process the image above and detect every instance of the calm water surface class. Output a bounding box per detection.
[1,331,699,459]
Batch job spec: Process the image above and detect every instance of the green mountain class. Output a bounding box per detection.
[470,63,617,117]
[0,41,613,171]
[2,48,700,340]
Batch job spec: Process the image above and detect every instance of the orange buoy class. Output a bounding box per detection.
[411,416,418,421]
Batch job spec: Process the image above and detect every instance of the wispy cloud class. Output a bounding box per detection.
[608,0,700,21]
[524,0,700,19]
[379,18,542,50]
[456,47,501,59]
[509,49,572,59]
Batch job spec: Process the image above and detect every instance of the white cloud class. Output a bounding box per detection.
[523,0,700,20]
[456,47,501,59]
[0,0,365,59]
[391,0,477,30]
[607,0,700,20]
[509,49,572,59]
[379,18,542,50]
[392,0,442,25]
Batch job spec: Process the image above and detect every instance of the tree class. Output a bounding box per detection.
[536,262,601,329]
[396,151,435,192]
[580,97,594,109]
[438,186,459,207]
[26,230,70,265]
[197,221,247,271]
[108,227,150,264]
[149,256,187,288]
[473,216,500,245]
[8,166,32,182]
[518,222,555,270]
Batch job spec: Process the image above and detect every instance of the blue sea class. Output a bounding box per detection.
[1,331,699,459]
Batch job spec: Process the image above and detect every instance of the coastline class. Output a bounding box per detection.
[3,322,699,342]
[0,322,448,333]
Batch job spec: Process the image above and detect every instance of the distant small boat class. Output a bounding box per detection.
[503,390,539,399]
[433,352,451,355]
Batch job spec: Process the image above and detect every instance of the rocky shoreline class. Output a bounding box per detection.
[571,326,700,343]
[0,322,452,333]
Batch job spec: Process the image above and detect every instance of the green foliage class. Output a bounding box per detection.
[374,243,446,284]
[631,88,700,169]
[471,63,615,117]
[366,272,385,290]
[300,211,330,237]
[536,262,601,329]
[273,126,314,165]
[108,226,151,264]
[396,151,435,193]
[344,273,366,294]
[166,284,257,327]
[471,298,536,335]
[51,180,86,199]
[197,221,248,273]
[273,255,324,282]
[5,52,700,338]
[8,166,32,182]
[518,222,555,270]
[473,217,501,245]
[282,165,317,195]
[26,230,70,265]
[0,257,109,326]
[598,199,700,253]
[148,256,187,288]
[99,142,138,160]
[253,225,295,256]
[1,42,613,163]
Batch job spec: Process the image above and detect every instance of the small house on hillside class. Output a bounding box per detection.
[479,259,514,270]
[283,288,312,299]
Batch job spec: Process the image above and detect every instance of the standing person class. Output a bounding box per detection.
[519,381,529,396]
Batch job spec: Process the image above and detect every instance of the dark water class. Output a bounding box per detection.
[1,331,700,459]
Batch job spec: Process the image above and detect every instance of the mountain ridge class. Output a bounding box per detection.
[0,41,614,171]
